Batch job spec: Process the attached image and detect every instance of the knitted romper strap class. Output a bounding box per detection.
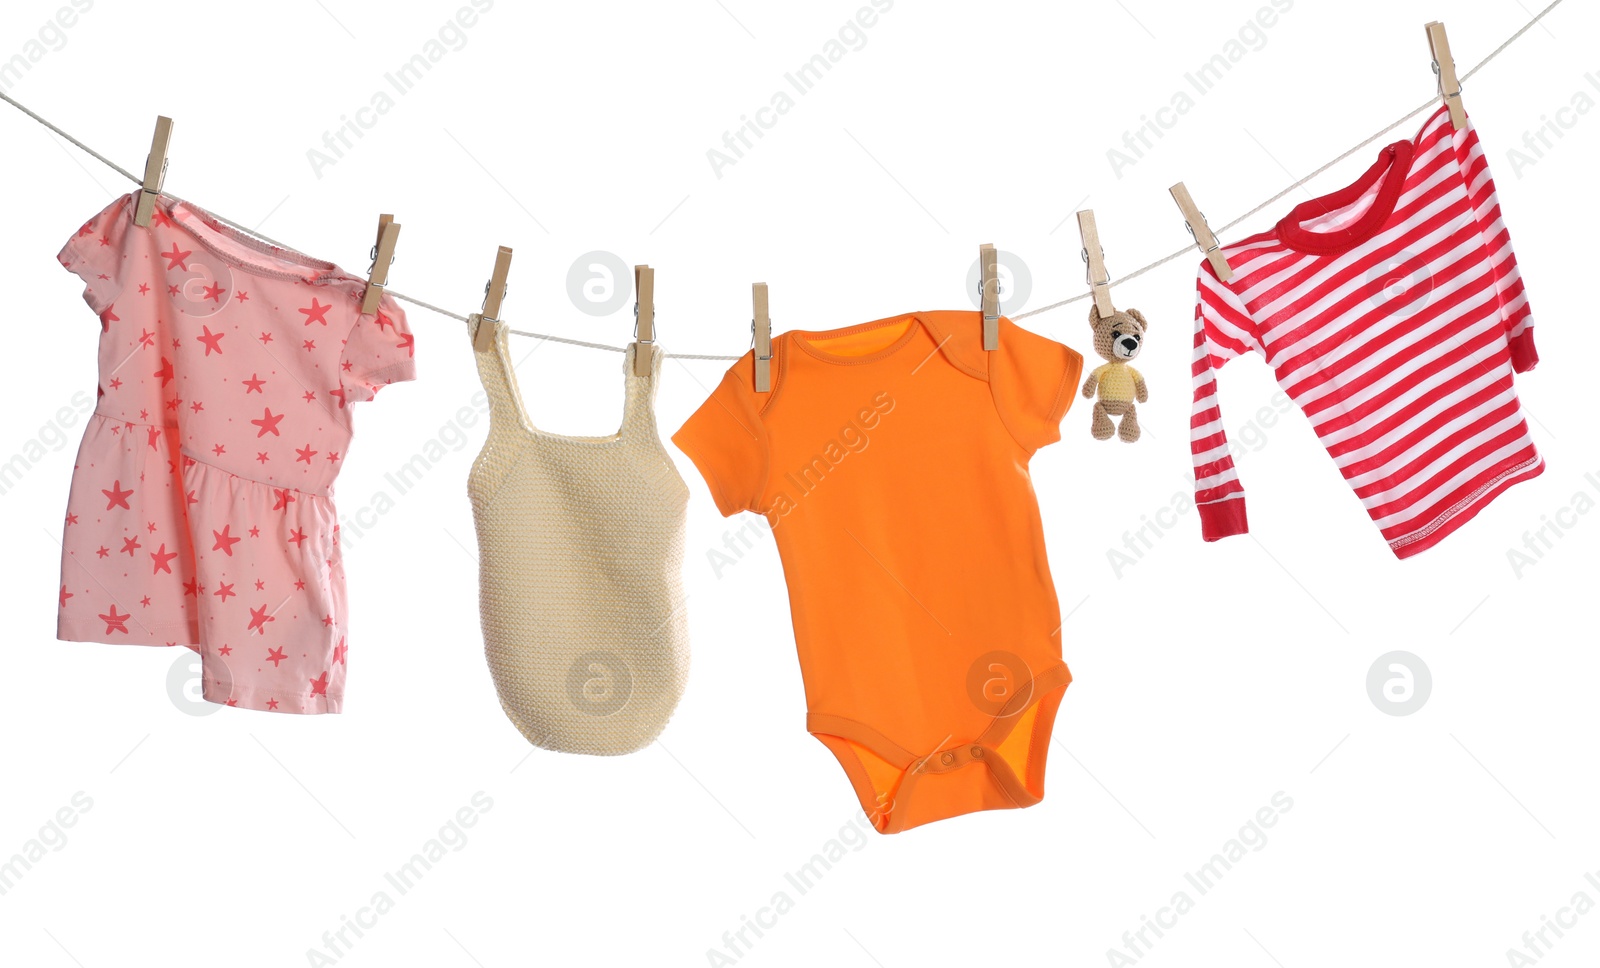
[464,315,690,756]
[466,314,534,508]
[467,315,658,464]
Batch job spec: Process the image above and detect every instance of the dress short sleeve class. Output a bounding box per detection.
[58,193,136,319]
[339,295,417,403]
[672,358,770,517]
[989,317,1082,453]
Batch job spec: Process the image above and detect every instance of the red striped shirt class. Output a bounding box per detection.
[1190,106,1540,559]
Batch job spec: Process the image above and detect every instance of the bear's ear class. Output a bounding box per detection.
[1088,305,1104,328]
[1125,308,1148,330]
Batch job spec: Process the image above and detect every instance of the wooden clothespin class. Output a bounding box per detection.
[360,215,401,315]
[133,116,174,227]
[1169,183,1233,282]
[473,246,513,352]
[978,244,1000,351]
[752,283,772,392]
[1425,21,1466,130]
[1076,210,1116,319]
[632,265,655,376]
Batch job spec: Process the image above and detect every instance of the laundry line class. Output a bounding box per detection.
[1016,0,1565,321]
[0,0,1564,349]
[0,87,744,362]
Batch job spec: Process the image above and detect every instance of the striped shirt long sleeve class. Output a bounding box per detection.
[1189,105,1541,559]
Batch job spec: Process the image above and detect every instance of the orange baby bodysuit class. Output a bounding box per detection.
[674,311,1081,833]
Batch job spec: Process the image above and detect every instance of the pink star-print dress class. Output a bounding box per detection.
[55,192,416,714]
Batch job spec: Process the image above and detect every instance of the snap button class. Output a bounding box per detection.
[970,746,984,758]
[940,752,955,766]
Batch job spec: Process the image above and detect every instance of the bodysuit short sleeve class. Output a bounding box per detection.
[57,194,136,318]
[672,360,769,517]
[989,317,1082,453]
[339,297,417,403]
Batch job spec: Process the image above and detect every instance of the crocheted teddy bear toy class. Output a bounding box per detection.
[1080,306,1149,442]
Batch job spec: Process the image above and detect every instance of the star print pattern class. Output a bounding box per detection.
[55,192,416,715]
[197,325,226,355]
[150,543,178,574]
[299,298,332,326]
[162,243,192,271]
[212,525,241,556]
[247,604,275,635]
[102,480,133,509]
[250,408,283,437]
[99,605,131,635]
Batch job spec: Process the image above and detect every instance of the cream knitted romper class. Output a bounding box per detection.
[467,317,691,755]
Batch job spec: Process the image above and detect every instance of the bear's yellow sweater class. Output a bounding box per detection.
[1091,362,1141,403]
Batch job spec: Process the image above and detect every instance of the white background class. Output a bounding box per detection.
[1,1,1596,965]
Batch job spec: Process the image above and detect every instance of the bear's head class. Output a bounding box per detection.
[1089,306,1147,363]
